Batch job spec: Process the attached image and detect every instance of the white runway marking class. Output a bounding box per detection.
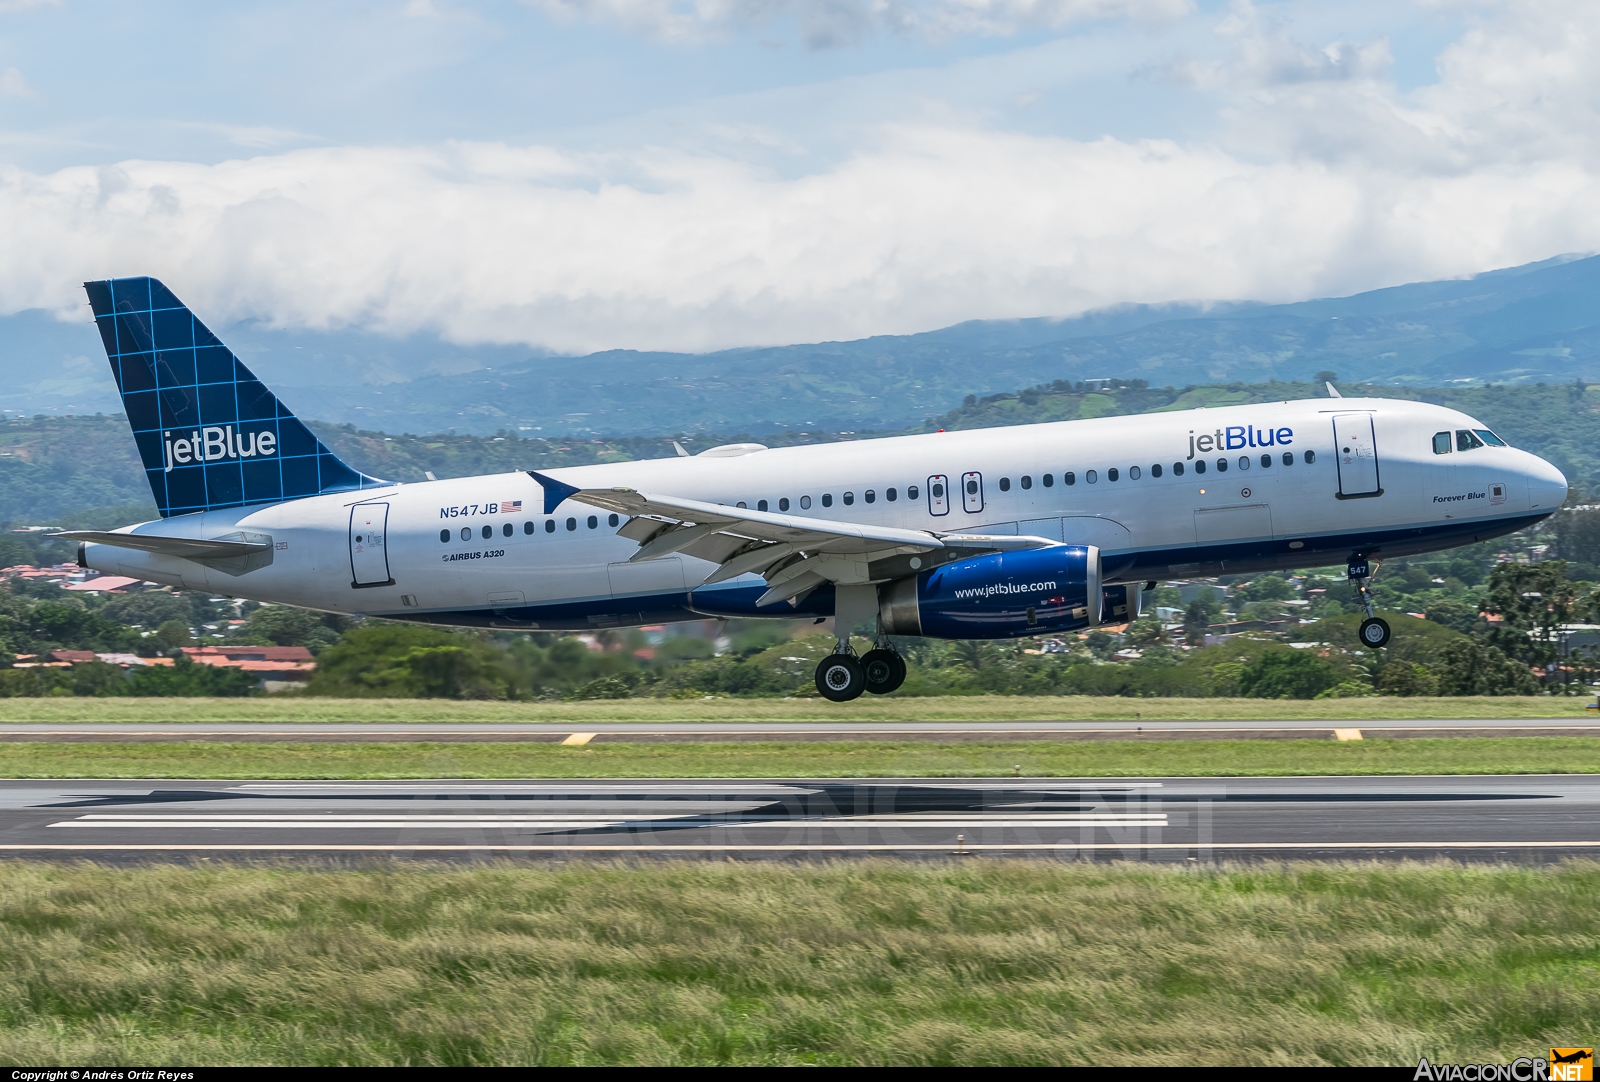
[49,813,1169,830]
[2,840,1599,853]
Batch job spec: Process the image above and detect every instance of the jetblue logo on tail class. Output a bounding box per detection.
[164,427,278,471]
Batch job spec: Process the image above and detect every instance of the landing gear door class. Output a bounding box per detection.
[1333,412,1381,497]
[350,502,394,588]
[927,475,950,516]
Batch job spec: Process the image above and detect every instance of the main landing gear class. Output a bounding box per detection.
[815,642,907,702]
[1349,556,1391,649]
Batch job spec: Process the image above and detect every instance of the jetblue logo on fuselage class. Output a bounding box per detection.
[1188,424,1293,458]
[163,427,277,472]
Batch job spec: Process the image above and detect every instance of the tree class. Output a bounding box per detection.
[308,624,511,699]
[1376,660,1439,697]
[127,655,257,697]
[1481,560,1583,684]
[1182,600,1217,646]
[1237,649,1341,699]
[242,604,349,653]
[1435,639,1539,696]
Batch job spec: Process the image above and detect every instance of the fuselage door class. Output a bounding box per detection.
[350,503,394,588]
[1333,412,1381,497]
[961,471,984,513]
[927,475,950,516]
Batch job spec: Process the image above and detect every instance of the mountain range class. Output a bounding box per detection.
[2,253,1597,436]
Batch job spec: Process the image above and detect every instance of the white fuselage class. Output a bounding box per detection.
[81,397,1568,632]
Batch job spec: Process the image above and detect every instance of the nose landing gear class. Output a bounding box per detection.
[1349,556,1391,649]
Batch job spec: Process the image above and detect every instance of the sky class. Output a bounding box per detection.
[0,0,1596,354]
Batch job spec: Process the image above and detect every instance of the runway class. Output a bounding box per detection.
[0,718,1596,742]
[2,774,1598,862]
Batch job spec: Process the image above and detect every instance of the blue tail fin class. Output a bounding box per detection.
[84,276,387,518]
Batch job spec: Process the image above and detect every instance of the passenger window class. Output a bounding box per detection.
[1107,468,1119,482]
[1086,470,1098,484]
[1151,464,1162,478]
[865,490,876,504]
[523,521,534,534]
[1064,472,1076,486]
[1474,429,1507,447]
[608,514,619,526]
[1195,460,1206,475]
[1456,429,1485,451]
[736,501,747,508]
[1432,431,1453,455]
[545,520,555,533]
[822,494,833,507]
[1172,462,1183,476]
[1021,475,1032,489]
[566,518,576,531]
[908,485,920,499]
[587,515,598,529]
[1216,459,1228,472]
[1042,474,1054,487]
[503,523,513,537]
[460,527,471,541]
[440,529,450,543]
[1282,452,1293,466]
[481,525,493,540]
[886,488,897,501]
[999,477,1011,492]
[1238,457,1249,471]
[843,492,855,505]
[800,496,812,509]
[758,500,768,512]
[1304,450,1316,464]
[1130,466,1141,479]
[779,498,790,511]
[1260,454,1271,468]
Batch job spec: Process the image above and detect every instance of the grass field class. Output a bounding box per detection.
[5,736,1600,778]
[0,859,1594,1066]
[0,695,1593,724]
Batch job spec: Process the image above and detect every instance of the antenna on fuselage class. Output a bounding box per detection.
[1325,382,1342,398]
[672,441,690,457]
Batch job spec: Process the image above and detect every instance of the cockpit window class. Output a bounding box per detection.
[1474,428,1507,447]
[1456,429,1485,451]
[1432,432,1452,455]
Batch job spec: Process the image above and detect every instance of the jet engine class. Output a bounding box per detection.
[878,545,1102,640]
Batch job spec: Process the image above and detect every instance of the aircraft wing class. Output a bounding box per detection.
[532,472,1058,607]
[53,530,271,560]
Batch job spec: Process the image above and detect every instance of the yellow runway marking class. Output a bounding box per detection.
[1334,728,1364,741]
[560,732,598,745]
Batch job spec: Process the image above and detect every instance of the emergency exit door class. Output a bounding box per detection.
[1333,413,1382,498]
[350,503,394,587]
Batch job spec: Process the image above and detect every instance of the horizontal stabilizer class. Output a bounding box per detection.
[54,530,271,560]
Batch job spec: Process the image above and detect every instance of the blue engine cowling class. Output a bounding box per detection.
[878,545,1102,640]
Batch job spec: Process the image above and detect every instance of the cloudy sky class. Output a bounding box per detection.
[0,0,1595,353]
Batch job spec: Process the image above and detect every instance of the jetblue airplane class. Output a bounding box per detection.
[63,277,1568,701]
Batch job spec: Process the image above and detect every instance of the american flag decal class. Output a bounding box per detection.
[503,499,523,512]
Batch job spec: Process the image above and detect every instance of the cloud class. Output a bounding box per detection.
[528,0,1191,49]
[0,66,41,101]
[0,0,1595,356]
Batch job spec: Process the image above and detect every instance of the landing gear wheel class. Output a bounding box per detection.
[1359,617,1391,649]
[816,653,867,702]
[861,649,906,695]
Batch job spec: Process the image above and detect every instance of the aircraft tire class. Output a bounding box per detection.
[861,649,906,695]
[1359,617,1391,649]
[816,654,867,702]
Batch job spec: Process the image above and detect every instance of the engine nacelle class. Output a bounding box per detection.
[1100,582,1143,626]
[879,545,1101,640]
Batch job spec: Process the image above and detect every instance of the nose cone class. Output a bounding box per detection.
[1526,452,1568,512]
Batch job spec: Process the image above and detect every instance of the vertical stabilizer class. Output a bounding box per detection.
[84,276,387,518]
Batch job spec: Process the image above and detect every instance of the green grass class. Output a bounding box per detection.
[0,695,1593,724]
[0,859,1596,1065]
[5,736,1600,778]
